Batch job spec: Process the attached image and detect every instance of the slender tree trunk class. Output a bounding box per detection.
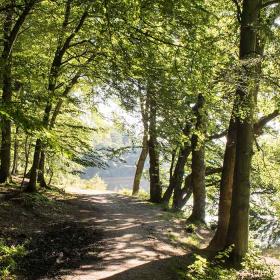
[21,135,31,188]
[132,95,149,196]
[187,94,206,224]
[48,169,54,187]
[132,134,148,195]
[11,127,19,175]
[148,91,162,203]
[225,0,260,264]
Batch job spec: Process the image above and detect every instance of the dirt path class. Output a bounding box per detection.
[62,189,197,280]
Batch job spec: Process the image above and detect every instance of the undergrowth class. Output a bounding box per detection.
[181,246,275,280]
[0,240,26,279]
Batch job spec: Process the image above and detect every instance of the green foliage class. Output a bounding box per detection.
[181,247,275,280]
[0,240,26,279]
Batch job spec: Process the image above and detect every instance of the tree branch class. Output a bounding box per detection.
[261,0,280,8]
[254,109,280,136]
[207,130,227,141]
[232,0,242,23]
[7,0,37,57]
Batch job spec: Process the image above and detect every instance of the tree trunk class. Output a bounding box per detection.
[132,95,149,196]
[38,150,48,188]
[132,134,148,195]
[148,92,162,203]
[187,94,206,224]
[21,135,31,188]
[171,142,192,210]
[27,102,52,191]
[162,123,192,208]
[25,139,41,192]
[225,0,260,264]
[11,127,19,175]
[0,9,13,183]
[0,1,37,183]
[208,118,236,250]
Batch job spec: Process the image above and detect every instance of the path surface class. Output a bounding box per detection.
[62,189,196,280]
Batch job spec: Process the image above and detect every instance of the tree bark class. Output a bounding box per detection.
[132,134,148,195]
[225,0,261,264]
[148,91,162,203]
[0,0,37,183]
[0,7,13,183]
[11,126,19,175]
[38,150,48,188]
[25,139,41,192]
[208,118,236,250]
[21,135,31,188]
[171,138,192,210]
[187,94,206,224]
[132,96,149,196]
[27,102,52,191]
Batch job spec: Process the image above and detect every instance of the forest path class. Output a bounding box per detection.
[62,188,197,280]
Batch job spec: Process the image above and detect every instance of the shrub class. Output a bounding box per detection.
[0,240,26,279]
[181,246,275,280]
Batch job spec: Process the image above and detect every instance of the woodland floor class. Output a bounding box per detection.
[1,184,280,280]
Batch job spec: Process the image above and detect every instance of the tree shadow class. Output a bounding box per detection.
[52,192,211,280]
[18,221,103,280]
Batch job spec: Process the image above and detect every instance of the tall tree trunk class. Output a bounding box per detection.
[26,6,88,190]
[132,134,148,195]
[0,1,37,183]
[132,95,149,196]
[148,92,162,203]
[208,118,236,250]
[225,0,260,264]
[27,102,52,191]
[209,26,265,253]
[187,94,206,224]
[11,126,19,175]
[0,8,13,183]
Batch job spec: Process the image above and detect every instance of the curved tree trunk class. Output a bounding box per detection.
[132,134,148,195]
[132,95,149,196]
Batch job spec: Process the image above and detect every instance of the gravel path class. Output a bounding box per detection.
[62,189,194,280]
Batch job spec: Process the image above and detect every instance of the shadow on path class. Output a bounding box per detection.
[62,191,204,280]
